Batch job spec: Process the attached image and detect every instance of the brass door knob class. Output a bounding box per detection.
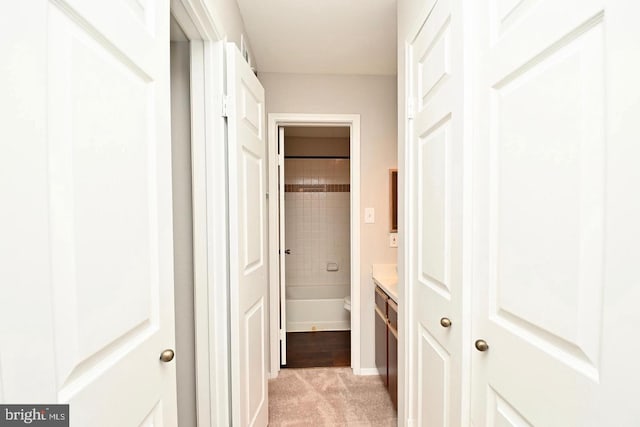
[474,339,489,352]
[160,349,175,362]
[440,317,452,328]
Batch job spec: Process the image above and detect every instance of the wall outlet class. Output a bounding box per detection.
[364,207,375,224]
[389,233,398,248]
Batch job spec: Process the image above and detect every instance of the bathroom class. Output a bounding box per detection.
[281,126,353,367]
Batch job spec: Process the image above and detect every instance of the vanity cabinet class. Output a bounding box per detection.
[375,285,398,409]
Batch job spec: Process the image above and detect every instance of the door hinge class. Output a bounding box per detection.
[266,192,269,199]
[280,329,285,341]
[221,94,231,118]
[407,97,415,120]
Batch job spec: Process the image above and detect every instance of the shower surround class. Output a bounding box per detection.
[284,158,351,331]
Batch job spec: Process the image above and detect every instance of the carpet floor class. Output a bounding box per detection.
[268,367,397,426]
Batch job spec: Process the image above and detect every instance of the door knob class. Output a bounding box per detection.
[160,349,175,362]
[440,317,452,328]
[474,339,489,352]
[284,249,291,254]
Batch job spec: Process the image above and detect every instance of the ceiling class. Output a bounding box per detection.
[235,0,397,76]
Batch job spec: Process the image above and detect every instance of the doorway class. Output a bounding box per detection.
[169,16,197,427]
[279,126,352,368]
[268,114,362,376]
[168,4,231,425]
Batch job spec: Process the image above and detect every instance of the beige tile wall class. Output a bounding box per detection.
[284,159,350,298]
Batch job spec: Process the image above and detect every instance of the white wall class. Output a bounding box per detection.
[260,73,398,370]
[170,41,196,427]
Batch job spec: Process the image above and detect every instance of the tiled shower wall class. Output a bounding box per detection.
[284,159,350,299]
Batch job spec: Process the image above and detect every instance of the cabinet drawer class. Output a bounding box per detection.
[387,298,398,330]
[375,286,388,313]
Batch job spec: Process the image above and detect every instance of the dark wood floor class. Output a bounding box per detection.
[283,331,350,368]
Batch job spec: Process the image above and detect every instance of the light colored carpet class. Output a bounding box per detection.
[268,367,397,426]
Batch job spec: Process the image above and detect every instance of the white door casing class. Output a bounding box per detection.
[226,44,269,426]
[471,0,640,425]
[406,0,468,424]
[267,114,361,377]
[278,126,287,366]
[0,0,177,425]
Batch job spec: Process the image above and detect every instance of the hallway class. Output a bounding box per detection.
[268,368,396,426]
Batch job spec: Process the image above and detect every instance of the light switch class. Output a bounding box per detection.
[389,233,398,248]
[364,207,375,224]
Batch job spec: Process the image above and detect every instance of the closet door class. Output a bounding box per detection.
[471,0,640,425]
[226,43,269,427]
[0,1,177,425]
[405,0,467,424]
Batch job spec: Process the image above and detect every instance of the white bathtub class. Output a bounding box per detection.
[286,285,351,332]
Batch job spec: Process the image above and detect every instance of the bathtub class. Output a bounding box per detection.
[286,285,351,332]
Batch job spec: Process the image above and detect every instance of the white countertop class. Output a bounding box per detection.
[372,264,398,303]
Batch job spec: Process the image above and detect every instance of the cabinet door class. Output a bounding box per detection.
[388,300,399,410]
[375,287,389,385]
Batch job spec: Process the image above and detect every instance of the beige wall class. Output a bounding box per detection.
[260,72,398,370]
[170,42,196,427]
[203,0,256,66]
[285,136,350,157]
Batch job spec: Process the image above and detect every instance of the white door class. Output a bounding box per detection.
[0,0,177,426]
[471,0,640,425]
[278,126,288,366]
[226,44,269,427]
[406,0,467,424]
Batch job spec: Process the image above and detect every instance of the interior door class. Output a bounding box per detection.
[0,0,177,425]
[226,43,269,427]
[278,126,288,366]
[406,0,466,424]
[471,0,640,425]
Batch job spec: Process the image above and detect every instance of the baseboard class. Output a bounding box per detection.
[355,367,380,376]
[287,320,351,332]
[268,371,278,379]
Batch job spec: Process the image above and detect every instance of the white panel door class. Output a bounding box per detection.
[278,126,288,366]
[226,44,269,427]
[406,0,467,424]
[471,0,640,425]
[0,0,177,426]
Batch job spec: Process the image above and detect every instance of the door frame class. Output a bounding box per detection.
[267,113,362,376]
[170,1,230,425]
